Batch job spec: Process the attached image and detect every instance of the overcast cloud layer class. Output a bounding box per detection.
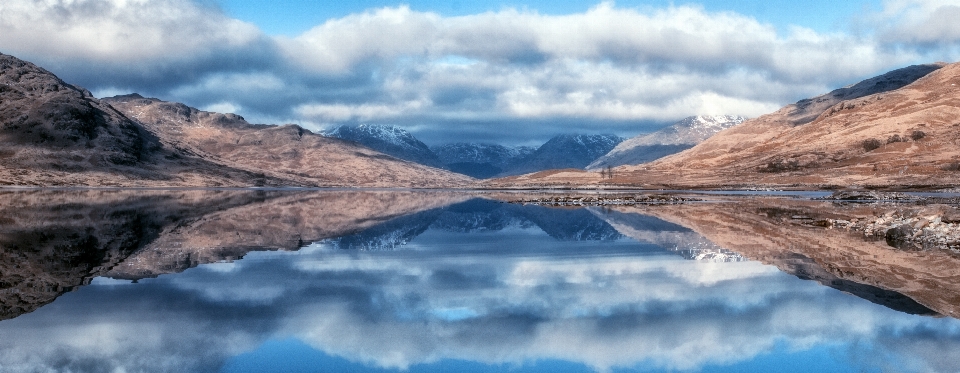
[1,0,959,145]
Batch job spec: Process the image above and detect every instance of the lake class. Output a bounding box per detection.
[1,189,959,373]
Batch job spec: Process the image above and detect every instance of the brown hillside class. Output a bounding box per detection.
[489,62,960,189]
[0,53,276,186]
[627,62,960,189]
[103,94,474,188]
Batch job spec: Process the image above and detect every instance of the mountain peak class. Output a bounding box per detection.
[586,115,745,170]
[499,133,624,176]
[326,124,443,167]
[328,123,410,141]
[431,142,537,178]
[679,115,747,128]
[0,53,152,172]
[784,63,945,126]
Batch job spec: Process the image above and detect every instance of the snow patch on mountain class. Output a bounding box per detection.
[587,115,745,170]
[502,134,624,176]
[326,124,444,168]
[432,143,535,167]
[429,143,536,178]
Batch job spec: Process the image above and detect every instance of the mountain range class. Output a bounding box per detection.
[501,134,624,176]
[490,62,960,189]
[0,52,473,187]
[325,126,626,178]
[431,143,535,178]
[326,124,445,168]
[4,49,960,189]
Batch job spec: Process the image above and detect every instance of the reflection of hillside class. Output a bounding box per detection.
[586,207,745,261]
[430,199,527,233]
[328,198,627,251]
[330,199,526,250]
[428,199,623,241]
[600,198,960,318]
[0,190,472,321]
[0,190,275,320]
[329,209,443,250]
[775,252,935,315]
[513,205,622,241]
[105,191,472,279]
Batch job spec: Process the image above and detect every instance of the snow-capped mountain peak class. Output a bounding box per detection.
[500,134,625,176]
[586,115,746,170]
[432,143,535,166]
[327,124,420,151]
[326,124,444,167]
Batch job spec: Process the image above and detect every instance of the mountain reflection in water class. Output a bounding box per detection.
[1,190,960,373]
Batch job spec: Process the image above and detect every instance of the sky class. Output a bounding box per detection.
[1,0,959,146]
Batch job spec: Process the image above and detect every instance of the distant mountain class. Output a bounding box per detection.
[103,95,473,187]
[587,115,746,170]
[326,124,444,168]
[501,134,623,176]
[432,143,536,178]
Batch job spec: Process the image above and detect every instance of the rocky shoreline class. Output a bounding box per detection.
[824,213,960,252]
[507,194,700,206]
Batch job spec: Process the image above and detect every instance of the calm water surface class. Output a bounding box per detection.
[1,190,959,372]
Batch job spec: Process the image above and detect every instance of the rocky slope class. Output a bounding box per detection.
[627,62,960,188]
[431,143,535,178]
[587,115,746,170]
[493,62,960,189]
[500,134,623,176]
[326,124,444,168]
[104,95,473,188]
[0,53,273,186]
[0,52,471,187]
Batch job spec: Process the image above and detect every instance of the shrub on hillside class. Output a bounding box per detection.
[862,138,882,152]
[910,130,926,141]
[887,134,904,144]
[758,159,800,173]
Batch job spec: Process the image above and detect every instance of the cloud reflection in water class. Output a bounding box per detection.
[0,201,959,373]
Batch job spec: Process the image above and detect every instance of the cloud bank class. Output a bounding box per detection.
[0,0,957,144]
[2,242,959,373]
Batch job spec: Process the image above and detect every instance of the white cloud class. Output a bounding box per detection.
[0,0,957,143]
[875,0,960,45]
[279,6,441,74]
[294,100,430,123]
[0,262,944,373]
[203,102,242,115]
[0,0,262,63]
